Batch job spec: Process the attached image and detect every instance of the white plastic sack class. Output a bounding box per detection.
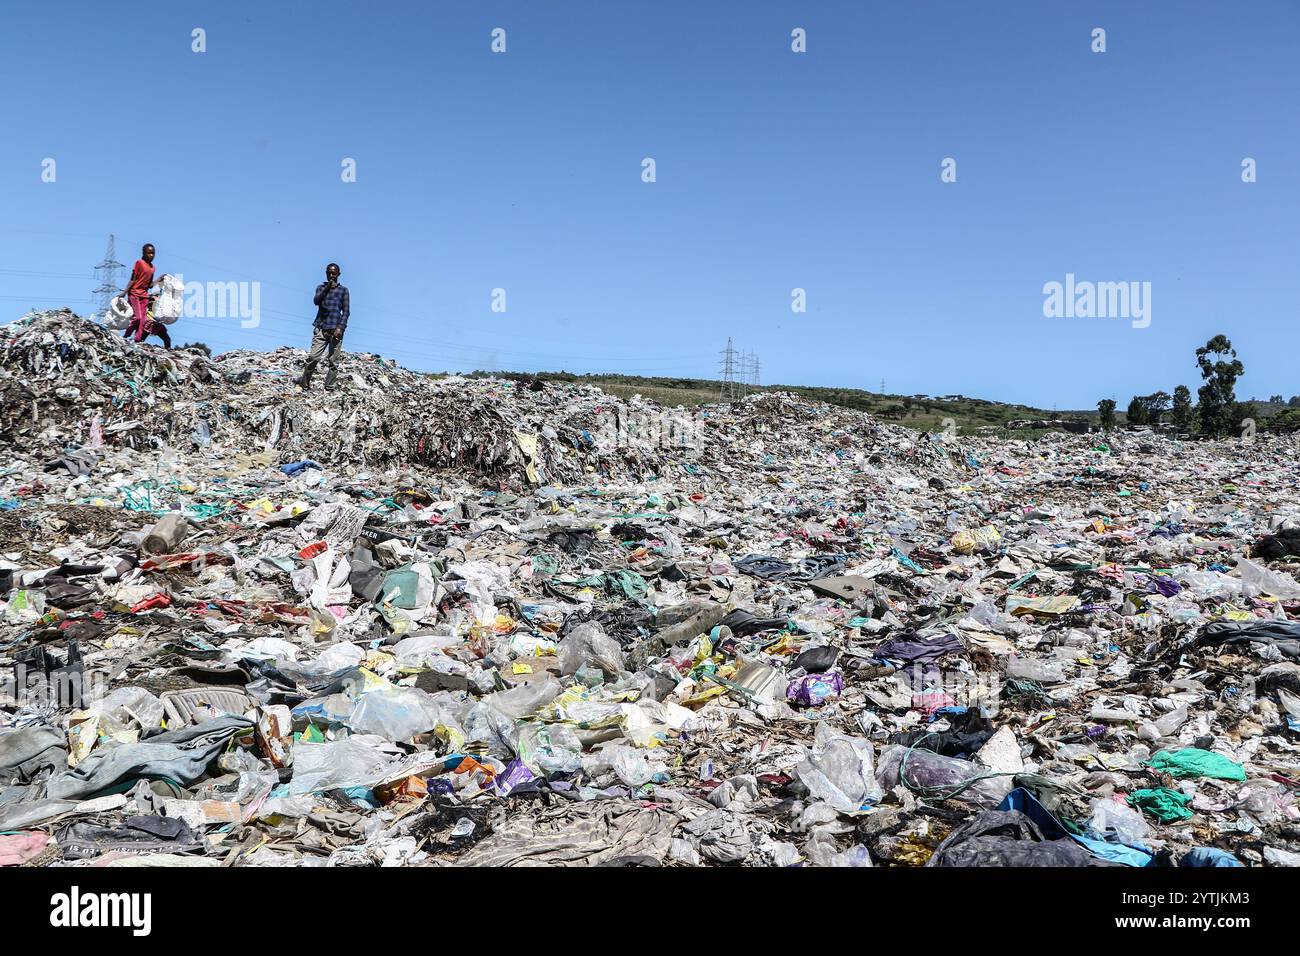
[288,737,397,794]
[1089,797,1151,844]
[104,295,133,330]
[558,621,624,678]
[392,634,463,668]
[84,686,166,733]
[485,676,561,720]
[308,548,353,609]
[296,641,365,677]
[795,721,881,812]
[1239,558,1300,600]
[347,687,446,742]
[876,745,1014,809]
[153,274,184,324]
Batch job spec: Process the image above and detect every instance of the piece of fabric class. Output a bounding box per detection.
[680,809,752,864]
[57,815,203,861]
[874,631,965,663]
[348,545,386,603]
[1197,619,1300,659]
[0,832,51,866]
[44,716,253,801]
[313,282,350,332]
[0,795,125,832]
[1253,528,1300,560]
[999,786,1153,867]
[1128,787,1194,822]
[46,447,98,478]
[1147,748,1247,781]
[893,710,994,758]
[0,725,68,785]
[453,800,678,867]
[734,554,846,582]
[719,608,787,637]
[280,459,321,476]
[1180,847,1244,867]
[927,808,1117,867]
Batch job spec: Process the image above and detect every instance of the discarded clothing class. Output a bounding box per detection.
[735,554,847,582]
[874,632,964,664]
[927,809,1116,867]
[44,716,253,800]
[57,815,203,860]
[0,726,68,785]
[1128,788,1194,822]
[1147,748,1247,782]
[0,831,51,866]
[1197,620,1300,659]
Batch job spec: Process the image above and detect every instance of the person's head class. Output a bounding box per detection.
[142,243,155,263]
[325,263,340,282]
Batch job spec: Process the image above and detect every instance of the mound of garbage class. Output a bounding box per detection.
[3,308,1300,868]
[0,309,960,488]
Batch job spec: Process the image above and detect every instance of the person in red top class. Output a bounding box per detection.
[122,243,170,348]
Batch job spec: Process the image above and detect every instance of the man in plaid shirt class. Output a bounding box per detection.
[298,262,350,390]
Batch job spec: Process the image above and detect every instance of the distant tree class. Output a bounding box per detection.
[1140,390,1172,424]
[1097,398,1117,431]
[1233,400,1259,437]
[178,341,211,356]
[1171,385,1193,433]
[1196,335,1244,437]
[1289,396,1300,408]
[1265,408,1300,433]
[1126,396,1148,426]
[1270,394,1285,405]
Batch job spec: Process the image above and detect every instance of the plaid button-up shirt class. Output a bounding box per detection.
[313,283,350,332]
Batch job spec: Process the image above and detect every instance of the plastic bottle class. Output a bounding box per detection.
[140,513,189,555]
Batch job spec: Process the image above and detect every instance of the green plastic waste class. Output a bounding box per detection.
[569,569,647,599]
[605,569,648,599]
[380,564,430,609]
[1128,787,1193,822]
[1147,748,1246,781]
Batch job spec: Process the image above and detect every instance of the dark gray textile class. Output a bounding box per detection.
[927,810,1117,867]
[0,725,68,785]
[44,716,252,800]
[1198,620,1300,659]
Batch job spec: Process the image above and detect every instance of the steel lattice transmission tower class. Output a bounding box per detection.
[90,234,125,322]
[739,351,760,398]
[718,337,740,401]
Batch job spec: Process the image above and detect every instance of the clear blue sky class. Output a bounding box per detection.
[2,1,1297,408]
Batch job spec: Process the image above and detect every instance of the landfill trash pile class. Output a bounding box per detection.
[2,309,955,489]
[3,309,1300,868]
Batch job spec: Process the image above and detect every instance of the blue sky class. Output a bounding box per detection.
[1,1,1297,408]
